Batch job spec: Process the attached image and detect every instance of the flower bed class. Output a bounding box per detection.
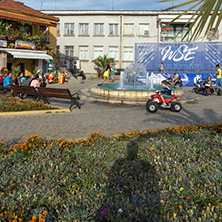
[0,96,56,112]
[0,123,221,221]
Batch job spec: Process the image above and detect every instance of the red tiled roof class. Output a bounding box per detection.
[0,11,50,26]
[0,0,59,22]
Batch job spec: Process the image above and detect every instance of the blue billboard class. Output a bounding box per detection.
[135,42,222,86]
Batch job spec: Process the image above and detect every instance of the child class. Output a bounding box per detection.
[160,62,166,73]
[99,65,110,84]
[156,90,167,107]
[204,76,212,87]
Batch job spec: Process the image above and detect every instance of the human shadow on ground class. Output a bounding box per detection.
[94,139,160,222]
[143,106,221,126]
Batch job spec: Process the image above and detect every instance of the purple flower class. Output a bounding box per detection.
[102,205,110,217]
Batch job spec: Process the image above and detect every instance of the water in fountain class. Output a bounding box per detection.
[145,72,149,86]
[149,72,154,90]
[118,71,126,89]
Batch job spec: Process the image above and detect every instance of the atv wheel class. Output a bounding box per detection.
[170,102,182,112]
[217,88,221,96]
[204,88,209,96]
[192,88,198,94]
[146,101,158,113]
[175,82,182,87]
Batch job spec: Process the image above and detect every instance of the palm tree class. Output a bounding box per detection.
[92,55,114,74]
[160,0,222,41]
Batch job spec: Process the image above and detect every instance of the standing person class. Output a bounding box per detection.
[160,62,166,73]
[109,61,116,82]
[3,72,14,96]
[214,64,222,86]
[93,63,102,78]
[99,65,110,84]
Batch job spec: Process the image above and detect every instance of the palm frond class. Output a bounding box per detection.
[160,0,222,41]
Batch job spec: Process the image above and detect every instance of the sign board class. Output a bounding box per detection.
[135,42,222,86]
[0,40,7,47]
[15,40,35,49]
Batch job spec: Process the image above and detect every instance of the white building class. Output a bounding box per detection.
[43,10,221,74]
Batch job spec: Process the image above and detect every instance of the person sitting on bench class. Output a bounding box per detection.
[3,72,14,96]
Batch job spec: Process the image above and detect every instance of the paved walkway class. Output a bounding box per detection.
[1,77,222,145]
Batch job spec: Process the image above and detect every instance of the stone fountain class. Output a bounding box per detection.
[90,63,184,104]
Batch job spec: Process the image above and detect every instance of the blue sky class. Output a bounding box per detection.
[21,0,189,11]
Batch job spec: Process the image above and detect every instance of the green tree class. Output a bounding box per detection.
[92,55,115,74]
[160,0,222,41]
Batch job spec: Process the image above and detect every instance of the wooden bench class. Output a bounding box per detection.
[36,87,81,111]
[0,84,6,94]
[11,85,39,99]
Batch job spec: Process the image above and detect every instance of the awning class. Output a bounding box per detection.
[6,50,53,60]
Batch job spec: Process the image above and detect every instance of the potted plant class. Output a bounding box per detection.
[11,66,20,78]
[9,43,14,48]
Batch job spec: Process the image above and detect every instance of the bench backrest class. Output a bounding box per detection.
[12,85,37,96]
[37,87,70,99]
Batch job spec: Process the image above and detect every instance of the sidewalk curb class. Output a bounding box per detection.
[0,107,70,116]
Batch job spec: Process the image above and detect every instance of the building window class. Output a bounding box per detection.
[65,23,74,35]
[108,46,118,60]
[94,46,103,59]
[57,23,60,35]
[160,24,190,42]
[79,46,89,60]
[123,24,134,35]
[123,47,133,61]
[94,23,104,35]
[109,24,118,35]
[65,46,74,58]
[79,23,89,35]
[139,23,149,36]
[56,45,60,54]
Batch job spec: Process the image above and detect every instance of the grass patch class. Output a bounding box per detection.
[0,96,56,112]
[0,123,222,221]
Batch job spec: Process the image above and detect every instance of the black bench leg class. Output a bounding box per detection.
[69,99,81,111]
[42,96,50,104]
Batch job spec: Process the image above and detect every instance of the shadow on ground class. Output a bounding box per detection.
[95,139,160,221]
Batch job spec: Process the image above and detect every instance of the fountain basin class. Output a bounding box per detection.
[90,83,184,104]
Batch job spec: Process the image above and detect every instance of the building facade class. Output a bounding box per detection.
[0,0,59,76]
[44,10,221,74]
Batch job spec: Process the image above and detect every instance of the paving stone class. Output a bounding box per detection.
[0,78,221,144]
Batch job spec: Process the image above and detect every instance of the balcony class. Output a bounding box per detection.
[0,21,49,50]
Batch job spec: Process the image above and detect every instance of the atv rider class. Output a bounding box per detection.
[204,76,212,87]
[172,73,180,84]
[156,90,167,107]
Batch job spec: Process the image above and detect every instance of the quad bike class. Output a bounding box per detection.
[192,78,221,96]
[165,75,183,87]
[146,92,182,113]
